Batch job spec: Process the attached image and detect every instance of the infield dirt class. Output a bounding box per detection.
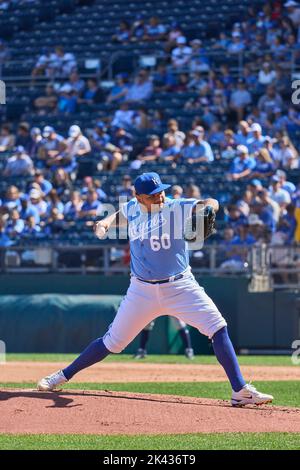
[1,388,300,435]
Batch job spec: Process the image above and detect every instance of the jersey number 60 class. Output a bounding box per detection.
[150,234,171,251]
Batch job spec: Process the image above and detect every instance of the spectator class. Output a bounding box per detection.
[228,145,256,181]
[52,168,73,200]
[57,84,77,114]
[152,64,176,92]
[0,123,15,152]
[0,217,13,247]
[81,177,107,201]
[225,205,248,230]
[144,16,167,41]
[284,1,300,28]
[90,122,121,171]
[235,120,251,146]
[185,184,201,199]
[189,39,210,73]
[160,135,181,162]
[111,102,135,129]
[47,46,77,78]
[246,123,266,154]
[6,208,24,237]
[111,126,133,160]
[3,146,34,177]
[136,135,162,162]
[180,129,213,164]
[34,83,58,114]
[272,135,299,169]
[29,127,43,160]
[117,175,134,199]
[227,31,245,54]
[64,191,83,219]
[258,85,283,117]
[15,122,33,153]
[251,148,275,178]
[78,78,105,105]
[3,186,21,211]
[269,175,291,210]
[275,169,297,195]
[230,78,252,122]
[171,185,183,199]
[62,125,91,172]
[19,194,40,225]
[258,62,276,88]
[29,188,48,218]
[38,126,65,169]
[173,72,189,92]
[22,215,41,237]
[106,74,129,104]
[46,208,65,235]
[164,21,184,52]
[46,189,64,216]
[133,106,152,130]
[163,119,185,148]
[67,71,85,96]
[31,47,55,81]
[236,190,253,217]
[130,14,146,42]
[112,20,131,43]
[79,188,103,218]
[126,70,153,102]
[31,170,52,195]
[171,36,192,69]
[191,127,214,162]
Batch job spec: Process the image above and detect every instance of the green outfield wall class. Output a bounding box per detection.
[0,275,299,353]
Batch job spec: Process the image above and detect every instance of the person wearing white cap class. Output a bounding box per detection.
[246,123,266,154]
[65,125,91,167]
[3,146,34,177]
[228,144,256,181]
[171,36,192,69]
[284,1,300,27]
[227,31,245,54]
[29,188,48,218]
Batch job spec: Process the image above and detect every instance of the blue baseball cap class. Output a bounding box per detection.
[134,172,171,195]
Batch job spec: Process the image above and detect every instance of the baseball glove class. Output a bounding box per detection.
[184,205,216,242]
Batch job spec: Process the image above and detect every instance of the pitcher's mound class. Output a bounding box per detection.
[1,389,300,435]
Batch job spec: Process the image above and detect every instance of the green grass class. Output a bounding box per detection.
[0,433,299,450]
[6,353,296,366]
[1,381,299,408]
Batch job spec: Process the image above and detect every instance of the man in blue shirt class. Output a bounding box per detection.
[38,172,273,407]
[228,145,256,180]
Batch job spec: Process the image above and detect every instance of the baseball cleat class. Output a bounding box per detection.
[37,370,67,391]
[184,348,195,359]
[231,383,274,407]
[134,348,147,359]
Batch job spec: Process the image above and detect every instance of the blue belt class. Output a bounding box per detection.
[136,273,184,285]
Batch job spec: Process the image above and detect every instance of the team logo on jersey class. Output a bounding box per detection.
[128,213,167,241]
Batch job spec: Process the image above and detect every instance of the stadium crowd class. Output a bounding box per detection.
[0,0,300,271]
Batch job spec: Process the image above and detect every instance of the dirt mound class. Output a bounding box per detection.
[2,362,300,383]
[1,389,300,435]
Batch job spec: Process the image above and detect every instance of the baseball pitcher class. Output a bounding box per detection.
[38,172,273,406]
